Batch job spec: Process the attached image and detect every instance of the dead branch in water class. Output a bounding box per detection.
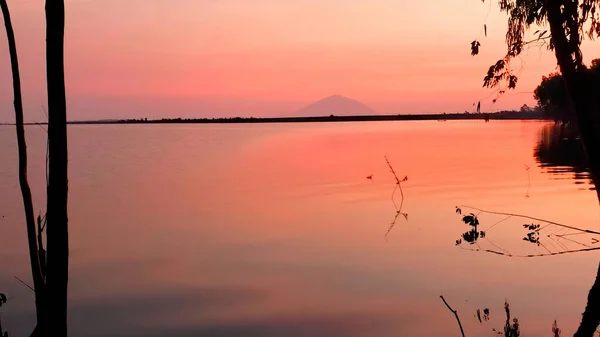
[458,205,600,235]
[440,295,466,337]
[385,155,407,201]
[384,156,408,239]
[455,206,600,257]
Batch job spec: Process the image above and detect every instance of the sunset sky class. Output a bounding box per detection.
[1,0,600,122]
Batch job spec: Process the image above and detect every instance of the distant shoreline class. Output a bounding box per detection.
[10,111,551,126]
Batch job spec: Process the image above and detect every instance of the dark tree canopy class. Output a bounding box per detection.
[533,59,600,122]
[472,0,600,91]
[534,72,572,120]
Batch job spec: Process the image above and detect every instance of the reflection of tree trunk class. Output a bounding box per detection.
[0,1,47,335]
[574,264,600,337]
[45,0,68,336]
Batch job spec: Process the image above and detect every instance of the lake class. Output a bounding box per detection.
[0,120,599,337]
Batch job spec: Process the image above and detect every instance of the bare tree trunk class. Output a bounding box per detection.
[0,1,47,335]
[45,0,68,336]
[574,264,600,337]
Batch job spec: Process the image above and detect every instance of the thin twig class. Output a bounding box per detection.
[385,155,404,200]
[14,276,34,292]
[551,234,590,247]
[485,215,512,231]
[440,295,466,337]
[384,156,408,239]
[461,245,600,258]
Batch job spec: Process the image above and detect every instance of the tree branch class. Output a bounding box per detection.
[440,295,466,337]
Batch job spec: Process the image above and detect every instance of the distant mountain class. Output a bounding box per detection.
[294,95,376,117]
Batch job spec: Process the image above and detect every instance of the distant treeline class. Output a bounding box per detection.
[66,110,549,125]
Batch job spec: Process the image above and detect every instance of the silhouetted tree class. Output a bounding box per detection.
[534,72,574,122]
[473,0,600,198]
[533,59,600,123]
[0,1,48,335]
[575,263,600,337]
[1,0,68,336]
[45,0,68,336]
[473,1,600,336]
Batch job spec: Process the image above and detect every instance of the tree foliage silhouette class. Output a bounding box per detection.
[533,60,600,122]
[473,3,600,335]
[473,0,600,199]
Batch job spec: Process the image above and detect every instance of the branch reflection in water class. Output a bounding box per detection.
[383,156,408,240]
[454,206,600,258]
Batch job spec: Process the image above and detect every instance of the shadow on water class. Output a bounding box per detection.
[535,124,595,188]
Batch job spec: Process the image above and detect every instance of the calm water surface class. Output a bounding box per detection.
[0,121,599,337]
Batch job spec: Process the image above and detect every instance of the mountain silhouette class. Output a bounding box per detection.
[294,95,376,117]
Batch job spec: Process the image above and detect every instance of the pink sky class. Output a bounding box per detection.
[1,0,599,121]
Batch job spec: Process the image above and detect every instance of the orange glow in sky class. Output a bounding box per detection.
[1,0,600,121]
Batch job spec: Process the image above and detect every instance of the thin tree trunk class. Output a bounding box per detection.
[574,264,600,337]
[0,1,47,334]
[45,0,69,336]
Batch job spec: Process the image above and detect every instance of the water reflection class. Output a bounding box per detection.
[453,205,600,257]
[3,122,600,337]
[535,124,593,186]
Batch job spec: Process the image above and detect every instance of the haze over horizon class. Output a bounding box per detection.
[2,0,600,123]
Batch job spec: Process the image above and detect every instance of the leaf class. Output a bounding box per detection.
[471,40,481,56]
[508,74,518,89]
